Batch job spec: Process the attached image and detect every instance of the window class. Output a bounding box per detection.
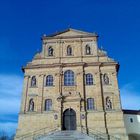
[106,97,112,110]
[130,118,133,123]
[64,70,75,86]
[85,44,91,55]
[45,99,52,111]
[86,73,93,85]
[31,76,36,87]
[103,74,109,85]
[46,75,53,86]
[28,99,34,111]
[87,98,94,110]
[48,46,53,56]
[67,45,72,56]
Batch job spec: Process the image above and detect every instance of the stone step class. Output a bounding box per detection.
[37,131,94,140]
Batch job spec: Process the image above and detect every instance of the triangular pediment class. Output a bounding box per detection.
[45,28,97,37]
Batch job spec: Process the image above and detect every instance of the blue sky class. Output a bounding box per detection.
[0,0,140,136]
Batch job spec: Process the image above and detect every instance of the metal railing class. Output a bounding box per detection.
[81,127,120,140]
[15,126,121,140]
[15,127,59,140]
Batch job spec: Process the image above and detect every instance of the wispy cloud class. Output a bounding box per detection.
[0,74,23,98]
[0,74,23,115]
[0,98,21,115]
[120,82,140,110]
[0,74,23,135]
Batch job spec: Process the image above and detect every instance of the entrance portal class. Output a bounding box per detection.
[63,108,76,130]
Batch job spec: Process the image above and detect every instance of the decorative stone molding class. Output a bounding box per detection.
[63,86,76,92]
[28,93,38,97]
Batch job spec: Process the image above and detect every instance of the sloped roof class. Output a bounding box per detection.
[42,28,98,39]
[123,109,140,115]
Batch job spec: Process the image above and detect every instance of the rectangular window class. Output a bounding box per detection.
[45,99,52,111]
[87,98,94,110]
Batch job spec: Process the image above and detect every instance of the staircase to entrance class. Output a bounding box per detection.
[37,131,94,140]
[15,127,121,140]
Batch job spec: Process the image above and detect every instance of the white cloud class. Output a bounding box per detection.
[120,83,140,110]
[0,74,23,135]
[0,74,23,115]
[0,98,21,115]
[0,74,23,97]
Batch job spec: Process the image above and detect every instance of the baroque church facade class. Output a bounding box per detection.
[15,29,128,140]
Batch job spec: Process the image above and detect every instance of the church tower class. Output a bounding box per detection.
[15,28,128,140]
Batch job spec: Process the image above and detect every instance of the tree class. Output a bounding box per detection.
[0,131,9,140]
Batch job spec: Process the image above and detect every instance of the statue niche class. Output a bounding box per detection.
[103,74,109,85]
[29,99,34,111]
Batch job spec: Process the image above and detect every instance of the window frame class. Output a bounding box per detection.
[46,75,54,86]
[87,98,95,110]
[130,118,133,123]
[85,73,93,85]
[45,99,52,111]
[48,46,54,56]
[85,44,91,55]
[67,45,72,56]
[64,70,75,86]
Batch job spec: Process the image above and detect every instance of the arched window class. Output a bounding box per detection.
[29,98,34,111]
[86,73,93,85]
[48,46,53,56]
[64,70,75,86]
[87,98,94,110]
[85,44,91,55]
[67,45,72,56]
[103,74,109,85]
[31,76,36,87]
[46,75,53,86]
[45,99,52,111]
[106,97,112,110]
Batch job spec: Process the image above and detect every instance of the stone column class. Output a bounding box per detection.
[20,75,30,113]
[40,74,45,113]
[99,67,110,139]
[112,71,122,110]
[80,65,89,133]
[95,71,104,111]
[59,67,63,130]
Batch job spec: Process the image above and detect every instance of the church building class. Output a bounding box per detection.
[15,28,128,140]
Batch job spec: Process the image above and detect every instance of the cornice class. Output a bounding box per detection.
[22,62,118,72]
[42,35,98,40]
[43,38,96,44]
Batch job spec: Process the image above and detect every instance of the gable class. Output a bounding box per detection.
[56,29,94,37]
[45,28,97,38]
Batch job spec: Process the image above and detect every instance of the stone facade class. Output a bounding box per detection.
[15,28,128,139]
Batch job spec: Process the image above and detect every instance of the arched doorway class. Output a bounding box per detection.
[63,108,76,130]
